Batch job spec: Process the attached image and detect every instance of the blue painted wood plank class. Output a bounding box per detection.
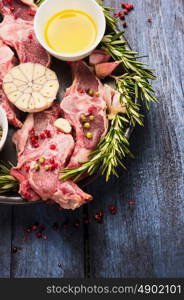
[0,206,12,278]
[86,0,184,277]
[10,204,85,278]
[1,0,183,279]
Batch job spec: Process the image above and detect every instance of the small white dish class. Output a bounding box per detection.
[34,0,106,61]
[0,106,8,152]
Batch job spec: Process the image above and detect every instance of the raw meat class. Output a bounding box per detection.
[0,0,36,21]
[61,61,108,168]
[0,0,50,126]
[0,40,22,127]
[0,1,50,66]
[11,103,92,209]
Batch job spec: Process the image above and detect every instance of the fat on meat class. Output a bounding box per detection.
[11,103,92,210]
[0,40,22,127]
[61,61,108,168]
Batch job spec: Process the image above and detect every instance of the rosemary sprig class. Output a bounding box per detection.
[61,4,158,182]
[23,0,157,184]
[101,32,158,109]
[0,162,18,194]
[96,0,117,29]
[62,115,132,182]
[34,0,45,5]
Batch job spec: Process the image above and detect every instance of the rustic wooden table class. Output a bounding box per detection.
[0,0,184,278]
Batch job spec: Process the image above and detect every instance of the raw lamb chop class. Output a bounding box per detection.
[60,61,108,168]
[0,0,36,21]
[0,0,50,127]
[0,40,22,128]
[0,0,50,66]
[11,102,92,210]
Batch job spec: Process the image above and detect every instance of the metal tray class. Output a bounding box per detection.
[0,31,136,205]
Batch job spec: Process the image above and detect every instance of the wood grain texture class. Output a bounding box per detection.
[0,206,12,278]
[10,204,85,278]
[0,0,183,278]
[86,0,184,277]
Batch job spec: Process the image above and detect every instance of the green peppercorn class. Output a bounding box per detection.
[83,122,91,129]
[89,115,95,121]
[88,89,94,96]
[45,165,50,171]
[81,115,87,122]
[39,157,45,164]
[86,132,93,139]
[34,164,40,171]
[96,92,100,97]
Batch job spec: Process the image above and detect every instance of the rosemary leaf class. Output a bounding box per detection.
[0,162,18,193]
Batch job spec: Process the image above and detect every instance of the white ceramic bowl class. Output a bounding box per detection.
[34,0,106,61]
[0,106,8,152]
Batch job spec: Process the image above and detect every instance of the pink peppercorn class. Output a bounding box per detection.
[28,10,36,16]
[50,144,56,150]
[28,33,33,40]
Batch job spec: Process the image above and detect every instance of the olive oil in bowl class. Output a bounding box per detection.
[45,10,97,54]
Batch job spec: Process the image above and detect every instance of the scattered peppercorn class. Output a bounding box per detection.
[129,4,134,10]
[86,132,93,139]
[121,3,127,9]
[49,158,55,164]
[28,33,33,40]
[28,10,36,16]
[32,224,38,231]
[81,115,87,122]
[12,247,18,254]
[40,133,46,139]
[88,89,94,96]
[44,129,52,138]
[94,211,104,223]
[147,18,152,23]
[89,115,95,121]
[83,122,91,129]
[39,157,45,164]
[45,165,50,171]
[34,164,40,171]
[83,218,90,225]
[36,232,42,239]
[129,200,136,205]
[109,205,117,215]
[25,165,30,172]
[123,22,127,28]
[120,14,125,20]
[26,227,32,233]
[50,144,56,150]
[30,128,35,135]
[73,220,80,228]
[115,3,134,25]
